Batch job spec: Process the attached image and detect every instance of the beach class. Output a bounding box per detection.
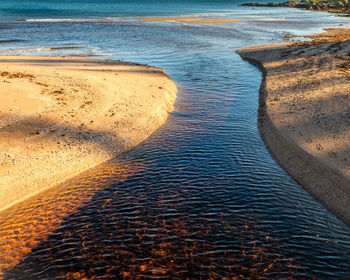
[0,1,350,277]
[238,28,350,225]
[0,56,177,213]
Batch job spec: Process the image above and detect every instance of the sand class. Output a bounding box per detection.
[178,19,241,24]
[136,16,242,24]
[0,56,177,213]
[238,28,350,225]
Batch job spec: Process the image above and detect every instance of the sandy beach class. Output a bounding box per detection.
[238,28,350,225]
[0,56,177,213]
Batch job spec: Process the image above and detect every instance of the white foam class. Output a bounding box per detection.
[0,47,53,53]
[21,18,124,23]
[23,18,79,22]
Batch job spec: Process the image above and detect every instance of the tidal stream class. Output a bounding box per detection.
[0,1,350,278]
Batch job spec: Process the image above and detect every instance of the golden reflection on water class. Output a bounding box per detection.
[0,158,302,279]
[0,161,141,278]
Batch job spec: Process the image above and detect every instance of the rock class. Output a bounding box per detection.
[241,0,350,15]
[281,1,300,7]
[295,3,310,8]
[241,2,267,6]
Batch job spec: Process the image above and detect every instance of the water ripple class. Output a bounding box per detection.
[1,7,350,279]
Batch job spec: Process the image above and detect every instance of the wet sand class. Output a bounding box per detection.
[238,28,350,225]
[136,16,242,24]
[0,56,177,213]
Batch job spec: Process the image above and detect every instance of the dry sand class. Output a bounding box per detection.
[0,56,177,213]
[238,28,350,225]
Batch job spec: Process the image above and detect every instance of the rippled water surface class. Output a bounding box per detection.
[0,1,350,279]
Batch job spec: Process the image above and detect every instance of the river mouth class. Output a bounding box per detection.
[1,2,350,279]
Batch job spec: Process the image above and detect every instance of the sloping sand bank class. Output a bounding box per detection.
[0,56,177,212]
[238,29,350,225]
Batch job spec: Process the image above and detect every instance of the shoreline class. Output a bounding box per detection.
[0,56,177,213]
[238,28,350,226]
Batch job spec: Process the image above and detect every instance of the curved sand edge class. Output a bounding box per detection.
[238,29,350,226]
[0,56,177,213]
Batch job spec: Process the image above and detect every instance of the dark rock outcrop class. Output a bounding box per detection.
[242,0,350,14]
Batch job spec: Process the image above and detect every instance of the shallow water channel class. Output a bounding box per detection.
[0,3,350,279]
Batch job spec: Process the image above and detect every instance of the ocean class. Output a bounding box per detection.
[0,0,350,279]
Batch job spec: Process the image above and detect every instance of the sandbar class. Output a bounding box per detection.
[136,16,242,24]
[238,28,350,225]
[0,56,177,212]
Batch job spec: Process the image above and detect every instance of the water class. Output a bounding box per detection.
[0,1,350,279]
